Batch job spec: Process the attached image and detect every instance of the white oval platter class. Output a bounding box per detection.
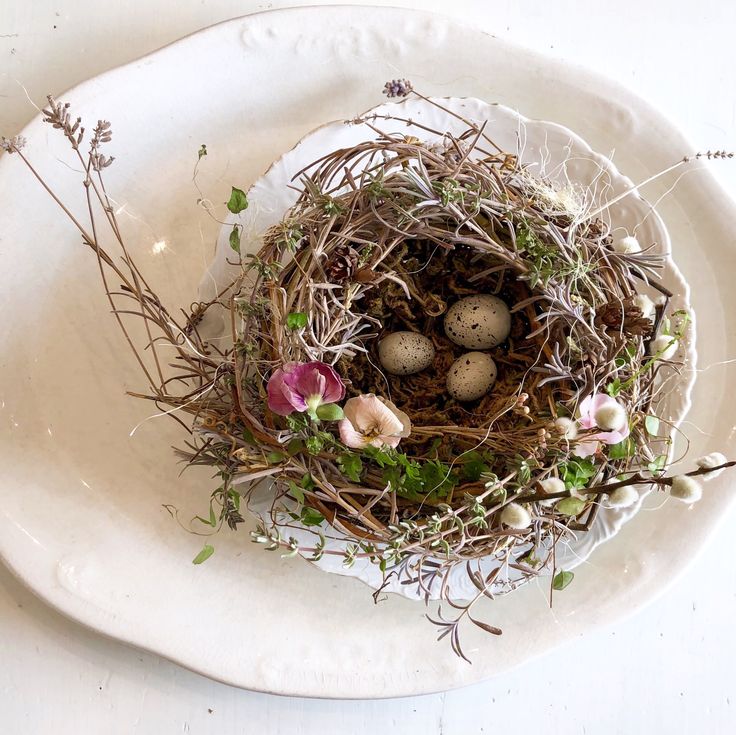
[0,6,735,698]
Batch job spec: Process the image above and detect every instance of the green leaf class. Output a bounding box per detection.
[315,403,344,421]
[197,144,207,160]
[229,225,241,253]
[645,415,660,436]
[208,504,217,528]
[647,454,668,475]
[300,507,325,527]
[226,186,249,214]
[552,570,574,590]
[460,451,491,482]
[363,445,397,468]
[608,437,635,460]
[605,378,622,397]
[288,481,305,505]
[286,312,308,330]
[559,457,597,490]
[266,450,286,464]
[192,544,215,565]
[556,497,587,516]
[305,435,324,455]
[337,453,363,483]
[301,473,316,490]
[242,427,256,444]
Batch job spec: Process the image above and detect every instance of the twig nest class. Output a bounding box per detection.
[696,452,728,480]
[500,502,532,530]
[378,331,435,376]
[446,352,497,402]
[444,294,511,349]
[606,485,639,509]
[649,334,678,360]
[612,235,642,254]
[669,475,703,503]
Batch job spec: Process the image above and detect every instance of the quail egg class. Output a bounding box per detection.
[444,294,511,349]
[378,331,435,376]
[446,351,497,401]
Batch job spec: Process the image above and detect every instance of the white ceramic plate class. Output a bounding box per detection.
[203,96,692,601]
[1,7,735,698]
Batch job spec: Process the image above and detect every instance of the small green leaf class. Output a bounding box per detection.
[552,570,574,590]
[192,544,214,565]
[286,312,308,330]
[229,224,241,253]
[208,504,217,527]
[286,438,304,455]
[556,497,587,516]
[288,481,305,505]
[608,437,635,460]
[315,403,344,421]
[226,186,249,214]
[305,435,324,455]
[645,415,660,436]
[605,379,622,397]
[300,507,325,527]
[266,450,286,464]
[197,144,207,160]
[337,452,363,483]
[647,454,668,475]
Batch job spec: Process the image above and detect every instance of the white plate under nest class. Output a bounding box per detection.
[202,96,693,601]
[1,7,735,698]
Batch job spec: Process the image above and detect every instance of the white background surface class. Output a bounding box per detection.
[1,1,735,733]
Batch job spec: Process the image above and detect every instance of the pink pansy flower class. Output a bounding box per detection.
[573,393,630,458]
[267,361,345,418]
[338,394,411,449]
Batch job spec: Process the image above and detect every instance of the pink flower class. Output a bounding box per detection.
[267,361,345,418]
[573,393,630,458]
[338,394,411,449]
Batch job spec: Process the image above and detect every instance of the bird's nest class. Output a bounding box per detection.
[11,85,732,661]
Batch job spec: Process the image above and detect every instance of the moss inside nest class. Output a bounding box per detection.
[337,240,570,455]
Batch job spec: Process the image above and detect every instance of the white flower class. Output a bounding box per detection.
[338,394,411,449]
[649,334,678,360]
[633,294,656,320]
[593,401,628,432]
[500,502,532,529]
[612,235,641,254]
[695,452,728,480]
[552,416,578,441]
[669,475,703,503]
[606,485,639,509]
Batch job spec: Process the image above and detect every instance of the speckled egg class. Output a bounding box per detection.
[446,352,497,402]
[378,331,436,376]
[444,295,511,349]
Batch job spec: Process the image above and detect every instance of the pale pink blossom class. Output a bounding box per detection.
[573,393,630,458]
[266,361,345,417]
[338,394,411,449]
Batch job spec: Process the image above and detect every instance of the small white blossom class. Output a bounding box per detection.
[606,485,639,509]
[649,334,678,360]
[696,452,728,480]
[593,402,628,432]
[552,416,578,441]
[633,294,656,320]
[500,502,532,530]
[669,475,703,503]
[612,235,641,254]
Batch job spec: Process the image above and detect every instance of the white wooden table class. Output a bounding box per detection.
[2,2,735,732]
